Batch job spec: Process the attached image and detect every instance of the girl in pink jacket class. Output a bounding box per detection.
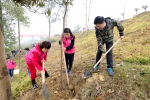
[6,55,17,78]
[25,41,51,89]
[62,28,75,76]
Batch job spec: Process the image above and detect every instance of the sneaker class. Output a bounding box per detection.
[107,68,114,76]
[33,84,38,89]
[68,70,72,76]
[93,65,99,71]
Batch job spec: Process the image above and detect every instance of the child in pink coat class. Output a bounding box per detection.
[6,55,17,78]
[62,28,75,76]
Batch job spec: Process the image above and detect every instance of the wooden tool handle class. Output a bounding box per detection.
[93,38,121,69]
[42,61,45,84]
[62,45,69,85]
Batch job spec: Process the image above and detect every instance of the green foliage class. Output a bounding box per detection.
[2,0,29,24]
[47,9,51,16]
[12,0,46,7]
[1,0,30,52]
[124,57,150,65]
[3,21,17,52]
[12,0,74,16]
[11,72,31,99]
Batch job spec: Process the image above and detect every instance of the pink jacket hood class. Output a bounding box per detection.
[25,44,47,64]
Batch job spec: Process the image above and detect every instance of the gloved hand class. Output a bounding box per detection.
[59,40,61,45]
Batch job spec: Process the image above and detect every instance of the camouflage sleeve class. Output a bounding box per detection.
[95,30,105,53]
[112,19,124,36]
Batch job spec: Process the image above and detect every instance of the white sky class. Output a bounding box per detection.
[16,0,150,43]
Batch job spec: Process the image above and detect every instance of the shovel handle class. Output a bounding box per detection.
[62,44,70,85]
[93,38,121,69]
[42,61,45,84]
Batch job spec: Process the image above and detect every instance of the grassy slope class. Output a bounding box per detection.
[12,11,150,100]
[117,11,150,65]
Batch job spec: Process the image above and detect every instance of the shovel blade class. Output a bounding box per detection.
[42,84,50,100]
[84,71,92,79]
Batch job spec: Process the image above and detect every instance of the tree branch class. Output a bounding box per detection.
[24,5,44,14]
[82,0,86,8]
[54,0,64,6]
[53,6,62,22]
[90,0,95,3]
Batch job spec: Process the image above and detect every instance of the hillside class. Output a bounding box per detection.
[11,11,150,100]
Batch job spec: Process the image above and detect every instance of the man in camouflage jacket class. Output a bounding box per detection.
[94,16,124,76]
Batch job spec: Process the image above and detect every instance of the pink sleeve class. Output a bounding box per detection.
[32,52,43,71]
[44,53,47,61]
[11,60,17,67]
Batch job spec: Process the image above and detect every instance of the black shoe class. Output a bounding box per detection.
[33,84,38,89]
[45,71,50,78]
[32,79,38,89]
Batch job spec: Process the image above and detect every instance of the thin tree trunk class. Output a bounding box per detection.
[85,0,88,35]
[18,18,21,68]
[48,0,51,40]
[60,0,69,89]
[0,0,12,99]
[48,18,51,39]
[87,1,92,35]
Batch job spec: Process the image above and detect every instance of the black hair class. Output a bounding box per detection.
[6,54,10,59]
[24,48,30,51]
[94,16,105,24]
[64,28,75,37]
[39,41,51,49]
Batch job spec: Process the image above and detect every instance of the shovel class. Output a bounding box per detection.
[84,38,121,79]
[42,61,50,100]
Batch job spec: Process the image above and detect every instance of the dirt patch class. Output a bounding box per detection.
[17,69,86,100]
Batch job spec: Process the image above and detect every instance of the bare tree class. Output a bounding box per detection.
[135,8,139,15]
[82,0,95,35]
[121,13,125,20]
[142,5,148,11]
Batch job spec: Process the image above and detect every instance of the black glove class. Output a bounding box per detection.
[59,40,61,45]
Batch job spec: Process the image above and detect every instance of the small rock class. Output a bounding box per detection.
[93,73,99,80]
[116,61,123,67]
[126,74,129,78]
[54,91,58,94]
[50,81,53,84]
[95,96,105,100]
[132,69,137,71]
[71,99,79,100]
[141,67,144,71]
[86,77,94,83]
[75,86,80,94]
[133,75,136,79]
[106,89,114,95]
[99,74,105,81]
[69,84,74,91]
